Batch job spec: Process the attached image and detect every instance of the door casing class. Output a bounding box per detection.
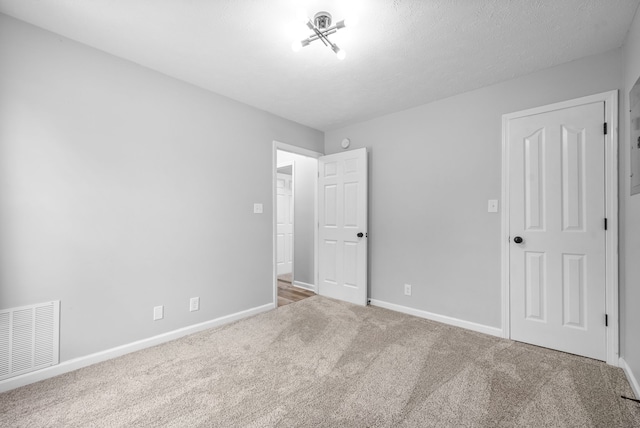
[501,91,619,366]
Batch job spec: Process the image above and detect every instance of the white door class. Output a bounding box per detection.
[276,173,293,276]
[508,101,607,360]
[318,148,368,306]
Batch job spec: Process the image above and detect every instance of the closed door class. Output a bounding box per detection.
[508,101,606,360]
[318,148,368,306]
[276,173,293,275]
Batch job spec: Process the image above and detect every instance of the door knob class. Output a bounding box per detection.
[357,232,364,238]
[513,236,524,244]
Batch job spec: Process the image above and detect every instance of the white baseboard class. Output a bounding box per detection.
[369,299,502,338]
[293,281,316,293]
[619,357,640,399]
[0,302,274,393]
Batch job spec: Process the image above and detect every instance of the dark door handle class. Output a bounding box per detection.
[513,236,523,244]
[357,232,364,238]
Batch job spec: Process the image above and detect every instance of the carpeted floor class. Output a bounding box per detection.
[1,296,639,427]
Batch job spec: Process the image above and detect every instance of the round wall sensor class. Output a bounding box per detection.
[341,138,351,149]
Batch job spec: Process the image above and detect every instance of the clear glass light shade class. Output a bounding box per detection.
[336,49,346,60]
[291,40,302,52]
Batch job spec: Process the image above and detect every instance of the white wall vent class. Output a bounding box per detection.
[0,301,60,380]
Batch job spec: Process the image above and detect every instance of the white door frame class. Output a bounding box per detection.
[501,90,619,366]
[272,141,322,307]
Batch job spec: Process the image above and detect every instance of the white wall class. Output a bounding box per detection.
[325,49,623,330]
[622,7,640,391]
[277,151,318,286]
[0,14,324,362]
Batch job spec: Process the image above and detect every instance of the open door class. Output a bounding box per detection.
[276,169,293,277]
[318,148,368,306]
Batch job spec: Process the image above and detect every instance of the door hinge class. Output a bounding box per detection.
[604,122,608,135]
[604,218,608,230]
[605,314,608,327]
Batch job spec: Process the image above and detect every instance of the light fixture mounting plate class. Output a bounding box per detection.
[314,11,332,29]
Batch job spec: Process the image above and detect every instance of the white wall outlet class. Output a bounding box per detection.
[190,297,200,312]
[404,284,412,296]
[488,199,499,213]
[253,203,263,214]
[153,305,163,321]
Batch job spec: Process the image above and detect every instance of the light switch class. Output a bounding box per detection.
[253,203,263,214]
[488,199,499,213]
[153,305,163,321]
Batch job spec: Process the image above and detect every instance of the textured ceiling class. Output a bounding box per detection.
[0,0,639,131]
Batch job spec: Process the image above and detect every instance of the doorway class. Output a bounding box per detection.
[272,142,370,309]
[501,91,619,365]
[274,144,321,307]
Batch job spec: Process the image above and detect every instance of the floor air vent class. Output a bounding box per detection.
[0,301,60,381]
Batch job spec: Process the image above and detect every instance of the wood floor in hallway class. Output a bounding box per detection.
[277,276,314,307]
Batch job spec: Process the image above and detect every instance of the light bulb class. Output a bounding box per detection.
[336,49,346,60]
[291,40,302,52]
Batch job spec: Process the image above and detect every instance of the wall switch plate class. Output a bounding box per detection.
[190,297,200,312]
[253,203,263,214]
[488,199,499,213]
[404,284,412,296]
[153,305,163,321]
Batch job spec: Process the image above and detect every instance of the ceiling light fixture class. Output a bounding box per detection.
[292,11,352,60]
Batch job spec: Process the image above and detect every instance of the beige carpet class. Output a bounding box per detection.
[1,296,638,427]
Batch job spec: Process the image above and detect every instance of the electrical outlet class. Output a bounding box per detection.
[404,284,412,296]
[190,297,200,312]
[153,305,163,321]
